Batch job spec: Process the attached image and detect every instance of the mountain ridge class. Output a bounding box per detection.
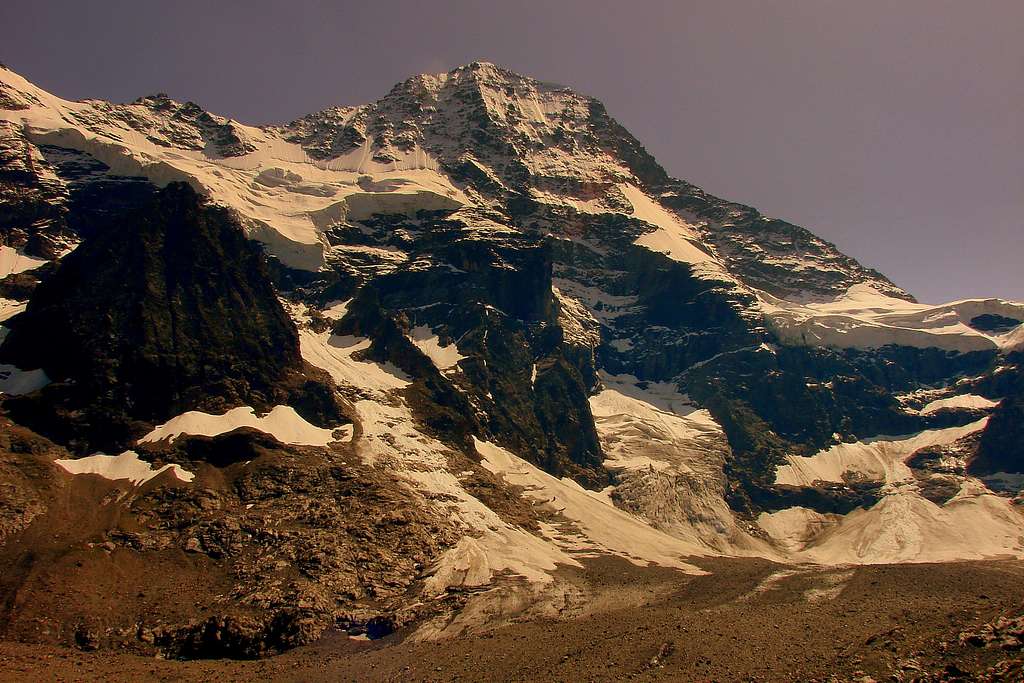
[0,59,1021,659]
[0,60,918,303]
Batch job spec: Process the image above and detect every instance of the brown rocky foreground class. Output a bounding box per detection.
[0,556,1022,682]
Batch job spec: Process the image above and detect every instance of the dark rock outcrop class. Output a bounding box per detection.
[1,182,343,452]
[971,396,1024,476]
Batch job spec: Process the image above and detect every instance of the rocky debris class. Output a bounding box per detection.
[0,421,460,658]
[855,614,1024,682]
[142,611,320,660]
[646,640,674,669]
[958,615,1024,651]
[882,615,1024,683]
[0,419,61,543]
[8,555,1024,680]
[73,623,100,651]
[133,436,459,612]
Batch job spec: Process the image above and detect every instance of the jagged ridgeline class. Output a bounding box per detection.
[0,61,1022,656]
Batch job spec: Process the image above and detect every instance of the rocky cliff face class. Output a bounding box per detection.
[1,182,345,452]
[0,120,73,259]
[0,61,1022,657]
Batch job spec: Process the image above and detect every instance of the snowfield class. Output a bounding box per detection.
[920,394,999,415]
[620,183,719,270]
[761,283,1024,352]
[299,329,411,396]
[409,325,466,372]
[476,437,707,573]
[761,420,1024,564]
[774,419,990,487]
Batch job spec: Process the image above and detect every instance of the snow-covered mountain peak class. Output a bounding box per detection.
[0,61,1008,309]
[1,58,1023,656]
[281,60,625,189]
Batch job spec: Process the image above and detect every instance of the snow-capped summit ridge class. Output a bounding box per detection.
[0,61,975,305]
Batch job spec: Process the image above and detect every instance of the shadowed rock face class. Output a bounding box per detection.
[332,224,607,486]
[970,313,1023,333]
[1,183,335,451]
[968,357,1024,476]
[682,344,999,514]
[972,397,1024,476]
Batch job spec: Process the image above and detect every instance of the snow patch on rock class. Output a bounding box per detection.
[140,405,350,446]
[920,394,999,415]
[320,299,351,322]
[0,246,48,277]
[299,328,411,397]
[0,364,49,395]
[409,325,465,371]
[0,299,27,323]
[55,451,194,486]
[621,183,718,270]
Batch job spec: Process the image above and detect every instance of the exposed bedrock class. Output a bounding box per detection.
[1,183,345,453]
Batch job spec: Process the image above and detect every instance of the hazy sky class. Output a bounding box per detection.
[3,1,1021,302]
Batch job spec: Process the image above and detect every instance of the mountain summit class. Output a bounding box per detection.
[0,61,1022,660]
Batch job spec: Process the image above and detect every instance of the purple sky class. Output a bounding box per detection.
[3,1,1021,302]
